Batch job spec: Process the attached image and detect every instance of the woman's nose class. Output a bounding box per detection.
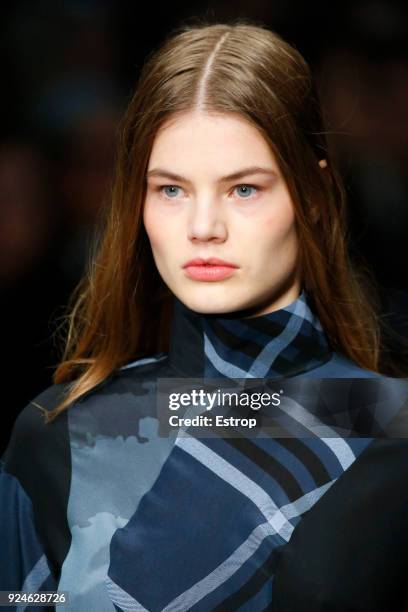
[187,198,227,242]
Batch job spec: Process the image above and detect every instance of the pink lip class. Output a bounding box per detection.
[183,257,239,268]
[182,257,239,282]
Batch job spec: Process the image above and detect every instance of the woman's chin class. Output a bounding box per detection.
[175,285,260,316]
[177,289,241,315]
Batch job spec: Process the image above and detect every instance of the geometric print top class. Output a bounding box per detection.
[167,287,333,379]
[1,288,407,611]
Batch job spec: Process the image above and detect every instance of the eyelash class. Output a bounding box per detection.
[155,183,261,201]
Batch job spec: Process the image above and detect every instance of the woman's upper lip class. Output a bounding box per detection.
[183,257,239,268]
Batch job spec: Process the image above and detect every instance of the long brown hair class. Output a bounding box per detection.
[40,18,406,424]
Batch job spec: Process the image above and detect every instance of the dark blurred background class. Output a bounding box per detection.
[1,0,407,454]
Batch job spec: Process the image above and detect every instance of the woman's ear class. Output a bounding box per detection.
[310,158,333,223]
[318,157,333,185]
[309,159,328,224]
[309,204,320,224]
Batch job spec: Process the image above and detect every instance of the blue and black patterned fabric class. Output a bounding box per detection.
[168,288,333,379]
[1,288,407,611]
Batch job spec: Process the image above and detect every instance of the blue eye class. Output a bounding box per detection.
[234,184,259,198]
[157,183,260,200]
[161,185,181,198]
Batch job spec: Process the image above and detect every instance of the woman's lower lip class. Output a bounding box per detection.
[184,265,238,281]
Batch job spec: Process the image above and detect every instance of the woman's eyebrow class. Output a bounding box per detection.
[146,166,277,182]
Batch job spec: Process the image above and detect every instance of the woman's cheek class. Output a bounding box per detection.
[143,204,163,246]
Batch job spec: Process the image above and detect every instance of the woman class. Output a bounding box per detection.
[1,20,408,612]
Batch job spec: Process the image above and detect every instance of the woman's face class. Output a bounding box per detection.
[143,111,301,316]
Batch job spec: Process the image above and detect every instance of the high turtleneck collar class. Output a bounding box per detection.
[168,289,333,379]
